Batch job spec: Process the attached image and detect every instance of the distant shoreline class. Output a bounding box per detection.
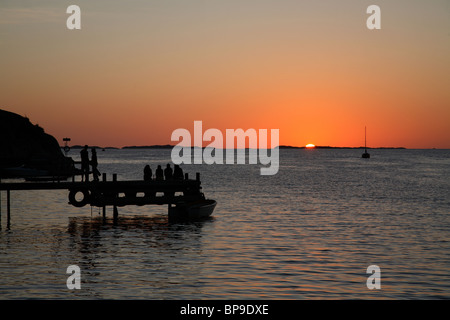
[64,144,410,150]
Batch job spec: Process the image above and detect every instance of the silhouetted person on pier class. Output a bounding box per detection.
[174,164,184,180]
[91,148,100,181]
[144,165,152,181]
[144,165,155,197]
[80,145,89,182]
[155,165,164,181]
[164,163,173,180]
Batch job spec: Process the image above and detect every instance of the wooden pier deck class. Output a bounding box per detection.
[0,172,207,226]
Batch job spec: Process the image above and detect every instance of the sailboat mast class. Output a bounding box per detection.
[362,126,370,158]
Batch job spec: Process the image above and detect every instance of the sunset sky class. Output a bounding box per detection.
[1,0,449,148]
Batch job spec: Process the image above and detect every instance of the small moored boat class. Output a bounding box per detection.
[169,199,217,221]
[362,126,370,159]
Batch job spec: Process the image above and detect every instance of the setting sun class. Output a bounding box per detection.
[306,144,316,148]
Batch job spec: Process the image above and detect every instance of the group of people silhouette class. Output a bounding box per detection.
[80,145,100,182]
[80,144,184,183]
[144,163,184,181]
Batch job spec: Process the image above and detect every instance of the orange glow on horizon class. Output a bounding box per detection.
[0,2,449,149]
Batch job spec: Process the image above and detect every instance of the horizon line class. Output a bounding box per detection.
[61,144,450,150]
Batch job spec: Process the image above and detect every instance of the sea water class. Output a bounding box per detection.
[0,149,449,299]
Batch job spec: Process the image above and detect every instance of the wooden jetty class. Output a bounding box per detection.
[0,172,215,226]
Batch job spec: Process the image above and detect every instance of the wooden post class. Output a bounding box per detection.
[113,174,117,182]
[102,173,107,216]
[7,189,11,227]
[196,172,200,182]
[185,173,189,180]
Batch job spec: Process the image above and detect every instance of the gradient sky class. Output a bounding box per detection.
[1,0,449,148]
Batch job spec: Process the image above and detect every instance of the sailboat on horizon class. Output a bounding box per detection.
[362,126,370,158]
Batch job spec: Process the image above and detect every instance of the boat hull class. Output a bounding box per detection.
[169,199,216,221]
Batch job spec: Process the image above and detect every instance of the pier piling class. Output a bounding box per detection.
[113,206,118,219]
[6,190,11,228]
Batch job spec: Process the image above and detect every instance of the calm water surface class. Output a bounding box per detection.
[1,149,449,299]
